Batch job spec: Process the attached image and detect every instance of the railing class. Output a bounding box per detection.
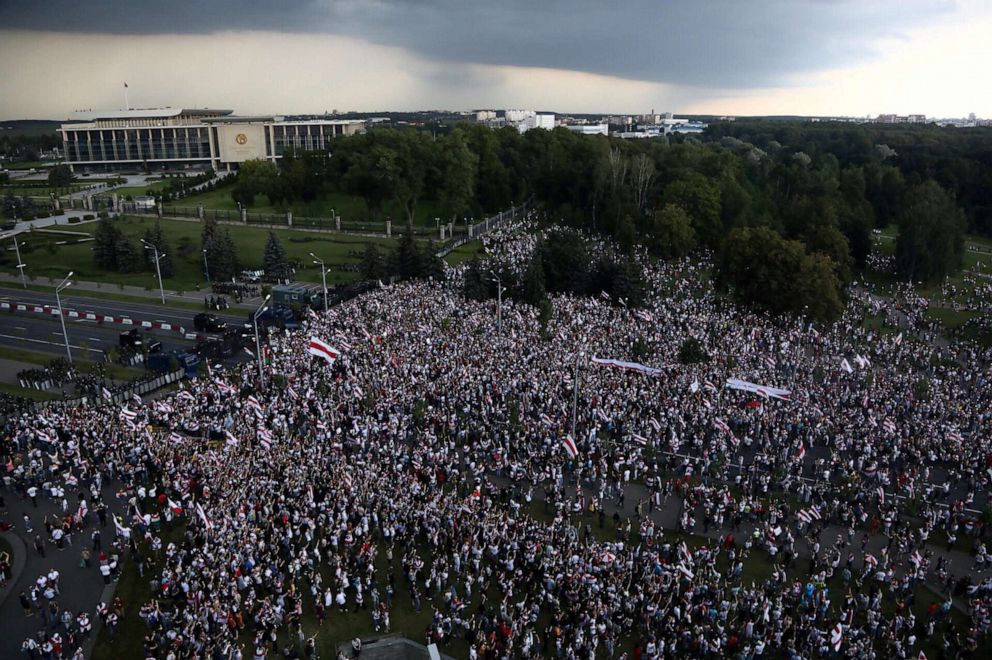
[32,368,185,411]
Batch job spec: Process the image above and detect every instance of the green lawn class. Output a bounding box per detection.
[112,180,172,198]
[174,185,451,227]
[0,281,216,311]
[1,217,399,291]
[444,240,484,266]
[0,381,61,401]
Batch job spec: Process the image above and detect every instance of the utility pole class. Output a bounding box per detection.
[490,276,505,335]
[55,271,74,363]
[253,294,271,384]
[141,239,166,305]
[202,248,210,282]
[571,348,584,441]
[310,253,328,312]
[12,236,26,288]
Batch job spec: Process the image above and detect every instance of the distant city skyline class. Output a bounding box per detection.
[1,0,990,120]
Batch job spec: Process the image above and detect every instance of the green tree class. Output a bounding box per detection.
[263,231,291,281]
[92,216,120,270]
[663,173,723,248]
[392,230,424,280]
[47,164,74,192]
[803,224,852,284]
[361,242,384,281]
[895,181,966,283]
[716,226,844,323]
[437,132,477,221]
[142,221,175,278]
[649,204,696,259]
[520,252,548,307]
[115,236,144,273]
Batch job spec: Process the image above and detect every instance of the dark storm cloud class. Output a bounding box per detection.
[0,0,960,88]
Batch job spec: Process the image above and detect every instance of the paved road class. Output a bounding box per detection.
[0,313,196,360]
[0,286,245,329]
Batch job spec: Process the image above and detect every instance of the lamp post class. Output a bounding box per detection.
[55,271,73,363]
[141,239,166,305]
[571,348,585,441]
[490,276,506,335]
[12,236,26,288]
[310,253,328,312]
[253,294,271,384]
[202,248,210,282]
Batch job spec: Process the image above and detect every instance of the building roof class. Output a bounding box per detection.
[67,108,233,121]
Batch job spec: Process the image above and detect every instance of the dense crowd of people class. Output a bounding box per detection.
[2,219,992,659]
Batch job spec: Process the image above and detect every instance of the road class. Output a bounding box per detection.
[0,286,245,360]
[0,286,244,329]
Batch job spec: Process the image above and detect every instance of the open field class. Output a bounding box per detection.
[0,216,400,291]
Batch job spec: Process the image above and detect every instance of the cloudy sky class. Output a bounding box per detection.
[0,0,989,120]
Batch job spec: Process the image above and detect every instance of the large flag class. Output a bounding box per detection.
[308,337,341,366]
[725,378,791,401]
[561,434,579,458]
[224,430,239,447]
[590,357,661,377]
[195,503,213,531]
[831,623,843,652]
[895,332,903,346]
[257,427,273,449]
[840,358,854,374]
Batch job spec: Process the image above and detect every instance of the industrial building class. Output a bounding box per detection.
[60,108,365,172]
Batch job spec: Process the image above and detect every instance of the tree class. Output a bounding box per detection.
[115,237,144,273]
[649,204,696,259]
[392,230,424,280]
[803,224,852,284]
[437,132,477,221]
[716,226,844,323]
[663,174,723,248]
[263,231,291,281]
[895,181,966,283]
[92,217,120,270]
[47,164,74,192]
[142,221,175,278]
[520,252,547,307]
[361,242,384,281]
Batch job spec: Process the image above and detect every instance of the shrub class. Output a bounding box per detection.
[67,217,81,224]
[82,214,95,221]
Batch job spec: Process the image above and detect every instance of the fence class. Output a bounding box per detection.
[31,368,185,412]
[118,196,533,248]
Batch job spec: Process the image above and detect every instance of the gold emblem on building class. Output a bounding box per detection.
[235,133,248,145]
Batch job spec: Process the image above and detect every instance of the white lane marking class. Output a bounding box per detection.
[0,332,105,352]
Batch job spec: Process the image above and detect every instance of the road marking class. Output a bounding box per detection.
[0,332,105,353]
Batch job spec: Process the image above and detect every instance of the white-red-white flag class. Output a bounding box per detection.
[308,337,341,366]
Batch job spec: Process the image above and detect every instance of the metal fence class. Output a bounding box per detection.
[32,368,185,412]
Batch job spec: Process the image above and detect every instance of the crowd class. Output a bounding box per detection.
[1,218,991,659]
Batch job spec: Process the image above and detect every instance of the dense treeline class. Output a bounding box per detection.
[226,121,980,322]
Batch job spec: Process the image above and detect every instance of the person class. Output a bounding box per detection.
[19,591,33,617]
[351,637,362,657]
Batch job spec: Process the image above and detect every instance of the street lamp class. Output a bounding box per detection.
[252,294,271,384]
[490,276,506,335]
[310,252,328,312]
[55,271,73,363]
[571,348,585,441]
[12,236,26,288]
[141,239,166,305]
[202,248,210,282]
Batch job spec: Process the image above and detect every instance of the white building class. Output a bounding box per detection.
[517,113,555,134]
[565,124,609,136]
[475,110,497,122]
[60,107,365,172]
[504,109,535,123]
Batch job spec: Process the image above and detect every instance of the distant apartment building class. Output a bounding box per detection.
[875,114,927,124]
[60,107,365,172]
[475,110,497,122]
[564,123,609,136]
[504,109,535,123]
[516,113,555,134]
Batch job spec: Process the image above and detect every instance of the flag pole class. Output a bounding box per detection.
[123,82,130,110]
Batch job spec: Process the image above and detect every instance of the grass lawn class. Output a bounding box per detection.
[112,180,171,198]
[0,345,143,380]
[444,240,484,267]
[175,185,452,227]
[0,381,61,401]
[1,217,400,291]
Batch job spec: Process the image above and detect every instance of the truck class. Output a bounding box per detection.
[147,350,200,378]
[119,328,162,353]
[193,313,228,333]
[272,283,326,310]
[251,305,299,331]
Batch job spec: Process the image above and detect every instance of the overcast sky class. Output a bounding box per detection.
[0,0,989,120]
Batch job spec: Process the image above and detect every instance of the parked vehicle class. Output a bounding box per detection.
[119,328,162,353]
[193,313,228,333]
